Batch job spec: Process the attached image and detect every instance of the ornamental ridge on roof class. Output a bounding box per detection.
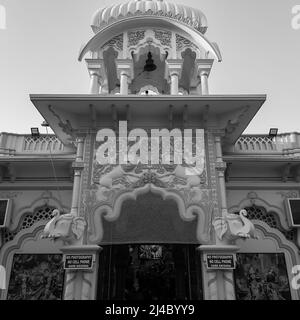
[91,0,208,34]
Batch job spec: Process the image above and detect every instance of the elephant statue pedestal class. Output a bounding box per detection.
[197,244,240,300]
[60,245,102,300]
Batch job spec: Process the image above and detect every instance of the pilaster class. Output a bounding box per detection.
[198,245,239,300]
[165,59,183,95]
[116,59,134,95]
[195,59,214,95]
[61,245,102,300]
[85,59,106,94]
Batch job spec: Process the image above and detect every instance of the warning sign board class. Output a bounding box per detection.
[64,254,94,270]
[206,254,235,269]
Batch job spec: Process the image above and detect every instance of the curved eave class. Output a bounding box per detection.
[78,16,222,62]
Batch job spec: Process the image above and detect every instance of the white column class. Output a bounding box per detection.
[198,245,239,300]
[70,137,85,216]
[120,71,130,95]
[62,245,102,300]
[195,59,213,95]
[89,72,100,94]
[170,71,180,95]
[215,135,228,217]
[200,71,209,95]
[116,59,134,95]
[165,59,183,95]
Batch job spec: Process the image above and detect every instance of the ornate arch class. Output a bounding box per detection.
[236,220,300,300]
[0,221,64,300]
[79,16,222,61]
[228,193,288,230]
[138,85,160,95]
[87,183,211,245]
[10,192,69,232]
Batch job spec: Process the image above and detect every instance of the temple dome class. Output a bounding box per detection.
[91,0,208,34]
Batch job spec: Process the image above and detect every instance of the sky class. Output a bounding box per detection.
[0,0,299,135]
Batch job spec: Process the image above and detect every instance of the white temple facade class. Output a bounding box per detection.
[0,0,299,300]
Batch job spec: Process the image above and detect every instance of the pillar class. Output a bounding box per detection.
[70,137,85,216]
[62,245,102,300]
[116,59,134,95]
[170,72,180,95]
[198,245,239,300]
[165,60,183,95]
[120,71,130,95]
[200,71,209,95]
[89,72,100,94]
[87,60,106,94]
[215,135,228,217]
[195,59,213,96]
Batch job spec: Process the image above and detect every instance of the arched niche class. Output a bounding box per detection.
[79,17,222,62]
[103,47,119,93]
[180,48,197,93]
[236,220,300,300]
[101,192,198,244]
[138,85,160,95]
[130,44,169,94]
[88,184,210,245]
[9,194,69,232]
[228,195,288,231]
[0,221,64,300]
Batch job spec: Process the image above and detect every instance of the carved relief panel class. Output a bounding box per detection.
[80,128,219,246]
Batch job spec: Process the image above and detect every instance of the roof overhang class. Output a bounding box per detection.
[30,94,266,147]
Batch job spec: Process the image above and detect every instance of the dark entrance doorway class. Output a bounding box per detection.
[97,244,203,300]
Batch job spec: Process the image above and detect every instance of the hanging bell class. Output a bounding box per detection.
[143,52,157,72]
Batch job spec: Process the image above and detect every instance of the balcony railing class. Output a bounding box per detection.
[1,132,300,157]
[231,133,300,156]
[234,135,277,153]
[0,133,75,156]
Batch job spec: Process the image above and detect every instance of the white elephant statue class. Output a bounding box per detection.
[213,209,259,245]
[41,209,87,244]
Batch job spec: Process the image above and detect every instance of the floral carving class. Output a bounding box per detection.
[176,34,196,51]
[154,30,172,47]
[91,161,208,207]
[102,34,123,51]
[128,30,145,47]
